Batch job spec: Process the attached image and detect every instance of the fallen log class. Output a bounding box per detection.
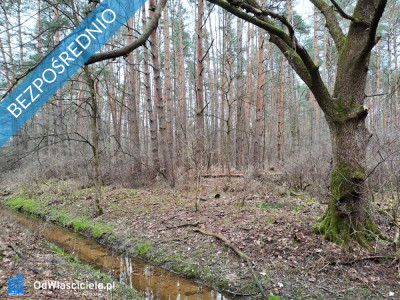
[201,173,243,178]
[193,228,267,298]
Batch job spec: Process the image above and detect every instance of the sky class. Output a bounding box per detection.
[296,0,314,15]
[295,0,315,24]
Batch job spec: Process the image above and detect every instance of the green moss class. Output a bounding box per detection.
[330,162,365,201]
[91,222,113,238]
[58,215,67,225]
[338,36,347,47]
[268,293,282,300]
[183,264,199,277]
[5,196,36,211]
[314,207,351,245]
[330,162,351,199]
[314,204,382,250]
[333,97,348,117]
[136,241,152,256]
[72,218,89,231]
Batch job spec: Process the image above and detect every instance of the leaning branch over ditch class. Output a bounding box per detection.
[193,228,267,298]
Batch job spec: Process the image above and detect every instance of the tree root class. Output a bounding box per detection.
[164,222,202,230]
[314,208,384,250]
[193,228,268,298]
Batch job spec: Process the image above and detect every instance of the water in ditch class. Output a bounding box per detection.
[0,207,237,300]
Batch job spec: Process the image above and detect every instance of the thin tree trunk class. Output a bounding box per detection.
[150,0,174,186]
[142,5,159,172]
[17,0,24,70]
[313,6,320,143]
[37,0,42,53]
[254,29,264,169]
[244,24,254,168]
[127,16,141,173]
[0,37,10,90]
[54,0,65,151]
[220,11,226,171]
[235,18,244,170]
[177,0,187,163]
[84,66,104,217]
[208,11,219,166]
[394,26,398,127]
[375,39,382,128]
[107,57,121,157]
[277,57,286,163]
[163,5,175,180]
[1,7,16,84]
[195,0,205,164]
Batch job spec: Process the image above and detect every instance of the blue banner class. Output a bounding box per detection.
[0,0,147,147]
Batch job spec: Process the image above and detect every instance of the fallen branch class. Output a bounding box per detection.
[321,286,353,296]
[193,228,267,298]
[202,173,244,178]
[221,289,260,297]
[332,255,396,265]
[164,222,201,230]
[161,215,178,224]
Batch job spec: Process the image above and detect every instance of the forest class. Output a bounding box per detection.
[0,0,399,299]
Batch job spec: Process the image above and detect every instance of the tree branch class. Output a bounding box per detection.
[270,34,335,118]
[85,0,167,65]
[207,0,336,119]
[357,0,387,65]
[309,0,345,50]
[193,228,267,298]
[330,0,357,22]
[235,0,296,40]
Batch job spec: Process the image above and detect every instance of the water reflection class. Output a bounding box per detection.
[0,208,235,300]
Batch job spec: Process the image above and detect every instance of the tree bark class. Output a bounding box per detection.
[37,0,42,54]
[235,18,244,170]
[195,0,205,164]
[149,0,174,186]
[254,29,264,169]
[142,5,159,172]
[162,5,175,184]
[106,56,121,157]
[127,16,142,173]
[0,37,10,90]
[394,26,398,127]
[277,57,286,163]
[84,66,104,217]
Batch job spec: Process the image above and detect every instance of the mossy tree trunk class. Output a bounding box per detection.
[315,0,384,246]
[207,0,388,246]
[317,118,379,247]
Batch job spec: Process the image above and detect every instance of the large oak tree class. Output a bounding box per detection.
[206,0,387,247]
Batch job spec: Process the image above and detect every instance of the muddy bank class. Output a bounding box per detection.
[1,179,399,299]
[0,210,143,299]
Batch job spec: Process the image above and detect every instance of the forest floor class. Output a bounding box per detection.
[0,176,399,299]
[0,209,143,299]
